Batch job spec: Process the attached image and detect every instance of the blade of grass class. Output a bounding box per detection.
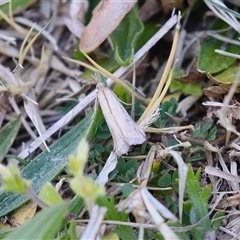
[3,203,68,239]
[0,113,92,217]
[0,116,21,162]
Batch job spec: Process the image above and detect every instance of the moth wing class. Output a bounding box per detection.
[97,87,130,156]
[101,87,146,145]
[121,113,146,145]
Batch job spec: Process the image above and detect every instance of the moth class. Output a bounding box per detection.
[97,83,146,156]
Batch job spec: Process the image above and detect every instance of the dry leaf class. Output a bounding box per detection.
[228,101,240,120]
[204,85,228,98]
[24,96,49,152]
[8,201,37,227]
[96,151,117,186]
[217,194,240,208]
[176,69,206,84]
[159,0,184,13]
[80,0,137,52]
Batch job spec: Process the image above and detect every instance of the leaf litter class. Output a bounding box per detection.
[1,0,240,239]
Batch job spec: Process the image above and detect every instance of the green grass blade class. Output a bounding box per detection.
[0,113,92,217]
[0,0,36,20]
[3,203,68,240]
[0,116,21,162]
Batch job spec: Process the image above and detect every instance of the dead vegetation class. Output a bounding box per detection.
[1,0,240,239]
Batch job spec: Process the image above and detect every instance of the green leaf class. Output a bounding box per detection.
[85,104,104,142]
[0,113,92,217]
[122,183,135,197]
[68,195,84,216]
[110,7,144,66]
[197,35,240,73]
[3,203,68,240]
[170,80,202,96]
[68,220,77,240]
[135,22,159,50]
[185,167,211,234]
[114,84,132,104]
[39,182,63,206]
[124,160,139,173]
[211,211,224,231]
[93,144,105,153]
[0,116,21,162]
[186,153,202,162]
[209,62,240,85]
[116,158,125,174]
[192,122,216,141]
[0,0,36,20]
[158,174,172,187]
[97,196,137,240]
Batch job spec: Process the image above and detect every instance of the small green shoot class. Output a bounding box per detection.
[97,196,137,240]
[0,164,30,194]
[0,116,21,162]
[154,97,178,128]
[192,122,217,141]
[185,166,212,239]
[38,183,63,206]
[68,139,105,205]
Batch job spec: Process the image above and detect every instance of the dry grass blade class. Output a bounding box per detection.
[96,151,117,186]
[81,206,107,239]
[23,98,49,152]
[118,142,189,238]
[204,0,240,32]
[217,68,240,144]
[138,12,181,123]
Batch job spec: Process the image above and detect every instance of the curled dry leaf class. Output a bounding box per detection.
[175,69,206,84]
[228,101,240,120]
[80,0,137,52]
[217,193,240,209]
[204,85,228,98]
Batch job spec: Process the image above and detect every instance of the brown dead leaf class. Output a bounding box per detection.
[175,69,206,84]
[204,85,228,98]
[80,0,137,52]
[139,0,159,22]
[159,0,184,13]
[228,102,240,120]
[217,194,240,209]
[8,201,37,227]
